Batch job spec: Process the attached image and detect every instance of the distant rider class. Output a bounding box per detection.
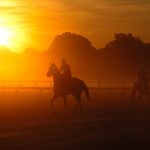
[137,68,149,93]
[138,68,149,84]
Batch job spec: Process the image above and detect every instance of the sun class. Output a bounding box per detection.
[0,16,27,53]
[0,25,27,52]
[0,28,10,46]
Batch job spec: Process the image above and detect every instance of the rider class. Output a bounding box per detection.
[60,58,72,91]
[60,58,72,79]
[138,68,149,82]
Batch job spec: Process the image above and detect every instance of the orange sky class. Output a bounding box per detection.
[0,0,150,52]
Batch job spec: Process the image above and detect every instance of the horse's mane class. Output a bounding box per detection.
[51,63,60,75]
[53,64,59,70]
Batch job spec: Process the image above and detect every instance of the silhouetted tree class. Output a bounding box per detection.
[47,32,150,80]
[48,32,100,79]
[49,32,96,57]
[98,33,150,79]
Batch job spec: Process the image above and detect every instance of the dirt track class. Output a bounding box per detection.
[0,90,150,150]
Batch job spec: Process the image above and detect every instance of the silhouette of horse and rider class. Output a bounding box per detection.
[47,57,149,111]
[132,68,150,103]
[47,58,90,112]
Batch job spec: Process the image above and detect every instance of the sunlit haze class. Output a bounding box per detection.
[0,2,150,148]
[0,0,149,52]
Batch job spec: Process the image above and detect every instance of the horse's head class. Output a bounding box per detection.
[47,63,59,77]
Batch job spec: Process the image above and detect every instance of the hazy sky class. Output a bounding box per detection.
[0,0,150,52]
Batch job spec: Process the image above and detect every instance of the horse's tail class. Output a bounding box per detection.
[82,82,90,100]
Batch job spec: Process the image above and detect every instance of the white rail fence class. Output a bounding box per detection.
[0,81,134,91]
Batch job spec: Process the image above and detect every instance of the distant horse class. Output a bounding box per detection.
[131,79,149,103]
[47,63,90,112]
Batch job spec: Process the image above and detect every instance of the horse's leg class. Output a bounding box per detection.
[74,93,82,113]
[145,90,150,103]
[138,92,143,104]
[78,97,82,113]
[51,95,58,113]
[74,103,78,112]
[131,89,136,103]
[131,88,139,105]
[62,95,68,112]
[147,91,150,102]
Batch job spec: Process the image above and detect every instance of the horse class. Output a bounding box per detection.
[131,79,149,103]
[47,63,90,112]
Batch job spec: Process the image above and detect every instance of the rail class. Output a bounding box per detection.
[0,80,134,91]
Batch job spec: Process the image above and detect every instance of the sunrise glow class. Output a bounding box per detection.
[0,0,149,52]
[0,15,27,52]
[0,26,27,52]
[0,28,11,46]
